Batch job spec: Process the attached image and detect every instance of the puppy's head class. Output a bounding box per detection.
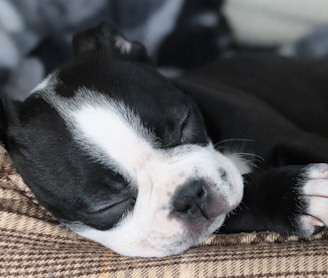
[6,22,244,257]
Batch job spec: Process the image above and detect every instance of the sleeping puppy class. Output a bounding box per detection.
[2,22,328,257]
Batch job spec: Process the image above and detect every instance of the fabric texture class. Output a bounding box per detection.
[1,144,328,277]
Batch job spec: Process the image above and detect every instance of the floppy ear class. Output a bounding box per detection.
[72,21,150,62]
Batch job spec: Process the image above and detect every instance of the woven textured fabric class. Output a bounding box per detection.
[1,145,328,277]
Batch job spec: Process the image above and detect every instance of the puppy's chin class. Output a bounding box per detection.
[69,213,227,258]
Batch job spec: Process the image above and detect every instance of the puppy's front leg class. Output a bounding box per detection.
[221,164,328,237]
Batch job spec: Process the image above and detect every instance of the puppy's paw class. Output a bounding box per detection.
[298,163,328,236]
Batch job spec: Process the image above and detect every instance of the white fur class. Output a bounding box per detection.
[299,163,328,236]
[226,153,252,175]
[71,98,156,177]
[31,73,57,95]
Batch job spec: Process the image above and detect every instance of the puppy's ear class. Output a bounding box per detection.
[72,21,150,62]
[0,93,20,145]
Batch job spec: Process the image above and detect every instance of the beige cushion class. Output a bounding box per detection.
[1,145,328,277]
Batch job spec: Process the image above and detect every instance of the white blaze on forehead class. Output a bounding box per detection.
[71,102,155,175]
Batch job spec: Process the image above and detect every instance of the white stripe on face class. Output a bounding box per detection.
[71,101,156,177]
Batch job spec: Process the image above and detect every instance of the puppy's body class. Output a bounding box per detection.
[176,55,328,161]
[2,23,328,257]
[174,56,328,234]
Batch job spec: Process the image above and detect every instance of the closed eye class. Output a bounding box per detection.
[77,196,136,230]
[180,105,210,146]
[87,198,135,214]
[180,109,191,144]
[157,103,209,148]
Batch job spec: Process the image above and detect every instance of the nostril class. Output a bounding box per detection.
[172,180,209,218]
[175,203,194,215]
[197,186,205,198]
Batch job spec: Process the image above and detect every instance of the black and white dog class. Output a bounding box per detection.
[1,23,328,257]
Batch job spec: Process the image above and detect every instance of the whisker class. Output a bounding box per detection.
[232,152,264,168]
[215,138,255,147]
[214,138,265,172]
[230,152,265,162]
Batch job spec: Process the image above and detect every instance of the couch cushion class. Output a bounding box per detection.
[1,145,328,277]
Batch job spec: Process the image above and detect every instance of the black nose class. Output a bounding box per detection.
[172,180,209,219]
